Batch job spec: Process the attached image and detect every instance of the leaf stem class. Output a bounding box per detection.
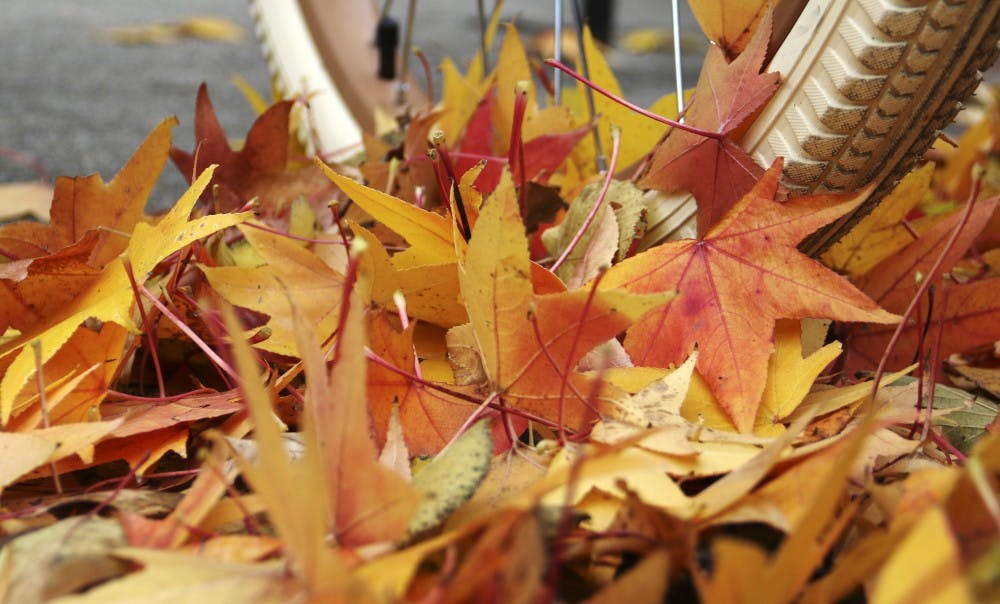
[123,259,166,399]
[138,283,239,382]
[413,47,435,108]
[80,452,150,519]
[0,146,51,181]
[330,241,363,363]
[545,58,722,140]
[922,284,951,444]
[329,203,353,252]
[550,127,621,274]
[364,347,483,406]
[31,340,63,494]
[364,347,563,430]
[431,132,472,241]
[869,179,986,404]
[928,427,968,463]
[509,87,529,216]
[106,387,216,403]
[438,392,499,456]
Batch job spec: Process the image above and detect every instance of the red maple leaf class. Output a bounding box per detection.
[601,161,898,432]
[170,84,335,227]
[637,12,779,235]
[844,196,1000,373]
[453,87,590,194]
[367,312,484,456]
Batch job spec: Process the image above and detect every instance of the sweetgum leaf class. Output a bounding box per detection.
[601,161,897,432]
[637,11,778,235]
[844,197,1000,374]
[456,171,672,434]
[170,84,334,226]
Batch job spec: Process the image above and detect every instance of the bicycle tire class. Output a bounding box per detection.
[249,0,428,158]
[749,0,1000,256]
[251,0,1000,256]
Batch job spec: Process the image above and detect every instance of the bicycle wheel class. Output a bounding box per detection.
[252,0,1000,255]
[250,0,429,158]
[749,0,1000,255]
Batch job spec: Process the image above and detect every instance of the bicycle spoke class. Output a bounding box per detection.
[398,0,417,104]
[553,0,564,105]
[571,0,606,172]
[670,0,684,116]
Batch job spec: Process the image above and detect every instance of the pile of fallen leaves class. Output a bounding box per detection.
[1,6,998,603]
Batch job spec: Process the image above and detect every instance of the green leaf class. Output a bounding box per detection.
[896,377,998,453]
[407,418,493,537]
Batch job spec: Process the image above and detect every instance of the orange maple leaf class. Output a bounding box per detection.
[637,11,778,235]
[847,277,1000,375]
[0,117,174,264]
[844,196,1000,373]
[367,312,480,456]
[0,118,175,335]
[303,285,420,548]
[55,390,245,475]
[456,173,670,435]
[854,197,999,313]
[601,161,898,432]
[0,233,102,334]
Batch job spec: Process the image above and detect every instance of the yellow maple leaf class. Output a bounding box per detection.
[202,224,344,356]
[0,417,122,494]
[603,320,841,436]
[0,166,247,421]
[221,304,350,593]
[50,549,290,603]
[579,26,684,170]
[494,23,537,149]
[688,0,769,55]
[870,507,973,603]
[320,162,455,267]
[677,320,841,435]
[352,224,467,327]
[754,319,842,435]
[7,322,128,427]
[0,433,56,493]
[823,162,937,278]
[438,57,484,144]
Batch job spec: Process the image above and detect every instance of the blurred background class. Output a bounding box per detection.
[0,0,706,208]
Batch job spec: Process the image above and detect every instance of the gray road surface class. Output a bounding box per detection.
[0,1,704,209]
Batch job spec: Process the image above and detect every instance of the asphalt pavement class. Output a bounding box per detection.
[1,1,704,209]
